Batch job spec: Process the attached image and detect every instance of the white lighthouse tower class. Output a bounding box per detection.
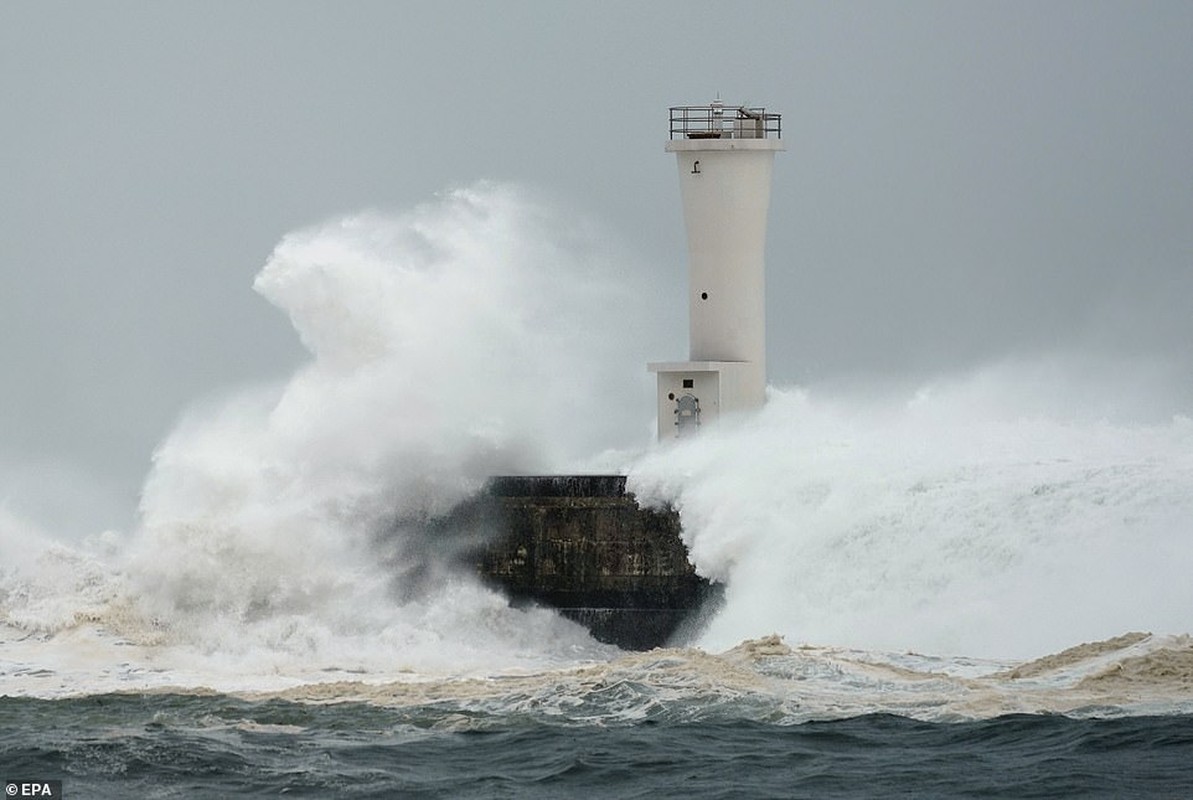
[649,100,784,440]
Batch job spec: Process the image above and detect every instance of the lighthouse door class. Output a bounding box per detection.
[674,393,701,436]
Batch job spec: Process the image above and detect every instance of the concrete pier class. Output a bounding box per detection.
[471,476,719,650]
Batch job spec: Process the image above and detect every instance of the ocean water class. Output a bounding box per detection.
[4,634,1193,798]
[4,695,1193,798]
[3,183,1193,796]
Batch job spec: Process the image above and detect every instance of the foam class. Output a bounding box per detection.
[249,632,1193,723]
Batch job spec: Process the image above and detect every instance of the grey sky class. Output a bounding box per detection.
[3,1,1191,531]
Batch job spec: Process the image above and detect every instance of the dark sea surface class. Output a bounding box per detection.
[3,694,1192,799]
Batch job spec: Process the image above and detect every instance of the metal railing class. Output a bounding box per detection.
[669,103,781,140]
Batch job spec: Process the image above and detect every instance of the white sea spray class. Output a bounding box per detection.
[630,364,1193,659]
[1,183,1191,711]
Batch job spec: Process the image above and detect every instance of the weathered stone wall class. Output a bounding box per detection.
[471,475,720,650]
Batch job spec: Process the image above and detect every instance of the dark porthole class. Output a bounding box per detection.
[700,292,708,300]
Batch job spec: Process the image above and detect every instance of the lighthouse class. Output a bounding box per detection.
[649,100,784,440]
[475,105,756,648]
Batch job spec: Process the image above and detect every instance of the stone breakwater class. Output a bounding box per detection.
[464,475,720,650]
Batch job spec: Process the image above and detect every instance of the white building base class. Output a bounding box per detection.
[648,361,764,441]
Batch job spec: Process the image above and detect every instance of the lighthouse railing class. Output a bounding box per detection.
[669,105,782,140]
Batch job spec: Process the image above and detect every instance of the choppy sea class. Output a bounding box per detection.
[4,700,1191,799]
[4,631,1193,798]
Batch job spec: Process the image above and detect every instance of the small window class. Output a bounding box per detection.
[682,379,694,389]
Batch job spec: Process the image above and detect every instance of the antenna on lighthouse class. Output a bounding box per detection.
[648,99,784,441]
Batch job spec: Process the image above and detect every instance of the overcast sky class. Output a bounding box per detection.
[3,1,1191,531]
